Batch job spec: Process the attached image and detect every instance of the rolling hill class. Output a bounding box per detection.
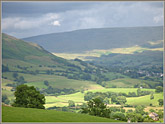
[92,50,163,69]
[2,33,69,66]
[2,106,122,122]
[2,33,109,92]
[22,26,163,53]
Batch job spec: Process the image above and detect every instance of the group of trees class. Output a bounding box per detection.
[2,65,10,72]
[12,85,45,109]
[81,98,111,118]
[2,94,10,105]
[81,98,163,122]
[12,72,27,85]
[84,89,153,105]
[41,85,77,96]
[155,86,163,93]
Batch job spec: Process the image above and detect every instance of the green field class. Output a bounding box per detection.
[102,78,159,88]
[44,88,155,108]
[126,93,163,106]
[2,106,123,122]
[2,72,104,90]
[87,88,155,94]
[53,45,163,61]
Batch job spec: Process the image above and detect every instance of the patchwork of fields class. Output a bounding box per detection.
[44,88,160,108]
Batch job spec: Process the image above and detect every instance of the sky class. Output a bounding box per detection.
[2,1,164,38]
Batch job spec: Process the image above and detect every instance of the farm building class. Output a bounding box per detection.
[149,112,159,121]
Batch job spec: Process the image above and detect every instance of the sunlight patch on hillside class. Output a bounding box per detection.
[53,45,163,61]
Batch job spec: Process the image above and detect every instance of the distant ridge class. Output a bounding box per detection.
[22,26,163,53]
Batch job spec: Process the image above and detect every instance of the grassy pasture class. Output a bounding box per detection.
[53,45,163,60]
[2,106,122,122]
[87,88,155,94]
[2,72,103,90]
[44,88,155,108]
[103,78,159,88]
[126,93,163,106]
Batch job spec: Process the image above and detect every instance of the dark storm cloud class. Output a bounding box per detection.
[2,2,100,17]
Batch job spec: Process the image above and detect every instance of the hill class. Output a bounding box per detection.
[2,33,69,66]
[92,50,163,69]
[22,26,163,53]
[2,33,103,82]
[2,106,122,122]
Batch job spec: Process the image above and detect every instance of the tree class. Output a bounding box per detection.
[137,88,141,96]
[68,100,75,107]
[111,112,126,121]
[157,109,163,119]
[116,96,127,105]
[81,98,110,117]
[149,109,155,113]
[17,76,26,85]
[44,80,49,86]
[84,92,94,101]
[135,105,145,115]
[2,65,9,72]
[12,84,45,109]
[126,112,144,122]
[2,94,10,104]
[111,95,118,104]
[155,86,163,93]
[103,97,110,104]
[13,72,18,78]
[150,93,154,100]
[158,99,163,106]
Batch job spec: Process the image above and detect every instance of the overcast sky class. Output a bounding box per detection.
[2,1,164,38]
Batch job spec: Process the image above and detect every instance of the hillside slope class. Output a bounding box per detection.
[23,26,163,53]
[2,106,122,122]
[2,33,69,66]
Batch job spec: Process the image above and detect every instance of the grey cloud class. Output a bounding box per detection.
[2,1,164,38]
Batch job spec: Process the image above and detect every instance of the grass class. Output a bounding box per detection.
[87,88,155,94]
[2,106,123,122]
[44,88,155,108]
[103,78,159,88]
[126,93,163,106]
[3,72,103,90]
[52,45,163,61]
[45,92,85,108]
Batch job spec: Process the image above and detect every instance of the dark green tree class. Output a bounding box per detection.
[2,94,10,104]
[44,80,49,86]
[111,95,118,104]
[149,109,155,112]
[2,65,9,72]
[116,96,127,105]
[157,109,163,119]
[158,99,163,106]
[103,97,109,104]
[13,72,18,78]
[135,105,145,115]
[126,112,144,122]
[81,98,110,117]
[155,86,163,93]
[111,112,126,121]
[150,93,154,100]
[12,85,45,109]
[137,88,141,96]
